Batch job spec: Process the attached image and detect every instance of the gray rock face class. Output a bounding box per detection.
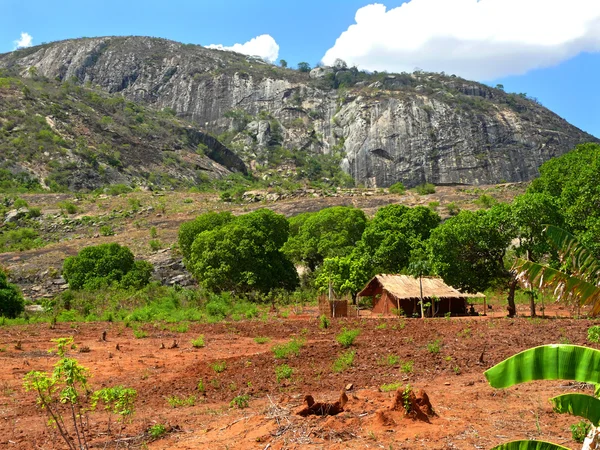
[1,36,596,187]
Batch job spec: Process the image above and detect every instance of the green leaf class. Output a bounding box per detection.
[485,344,600,389]
[490,440,571,450]
[550,393,600,426]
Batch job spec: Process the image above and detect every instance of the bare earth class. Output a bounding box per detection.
[0,303,594,449]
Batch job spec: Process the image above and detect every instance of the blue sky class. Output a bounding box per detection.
[1,0,599,137]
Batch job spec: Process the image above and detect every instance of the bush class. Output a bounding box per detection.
[319,314,330,329]
[58,201,78,214]
[571,420,591,443]
[427,339,442,354]
[99,225,114,236]
[0,270,24,318]
[149,240,162,251]
[415,183,436,195]
[388,182,405,195]
[62,243,153,291]
[588,326,600,343]
[272,338,304,359]
[230,394,250,409]
[332,350,355,373]
[336,328,360,348]
[275,364,294,382]
[191,335,205,348]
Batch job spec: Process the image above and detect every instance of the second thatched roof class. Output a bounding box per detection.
[358,274,485,300]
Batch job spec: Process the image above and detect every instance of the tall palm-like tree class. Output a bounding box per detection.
[513,225,600,315]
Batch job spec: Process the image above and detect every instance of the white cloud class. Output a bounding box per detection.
[14,32,33,50]
[207,34,279,63]
[322,1,600,80]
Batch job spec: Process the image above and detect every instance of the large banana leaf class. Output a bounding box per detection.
[485,345,600,389]
[513,225,600,315]
[545,225,600,283]
[550,393,600,426]
[491,440,570,450]
[514,259,600,314]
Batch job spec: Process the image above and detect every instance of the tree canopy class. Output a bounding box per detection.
[428,206,515,293]
[63,243,153,290]
[0,269,24,318]
[356,205,440,274]
[187,209,299,294]
[282,206,367,271]
[178,211,234,262]
[529,142,600,257]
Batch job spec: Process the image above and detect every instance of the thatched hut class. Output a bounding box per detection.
[358,274,485,317]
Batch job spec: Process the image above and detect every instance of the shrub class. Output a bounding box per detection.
[336,328,360,348]
[191,335,205,348]
[99,225,114,236]
[415,183,436,195]
[272,338,304,359]
[571,420,591,443]
[149,239,162,251]
[588,325,600,343]
[427,339,442,354]
[475,194,496,209]
[254,336,270,344]
[167,394,196,408]
[62,243,153,291]
[211,361,227,373]
[319,314,330,329]
[388,182,405,195]
[58,201,78,214]
[400,360,414,374]
[332,349,356,373]
[380,382,402,392]
[275,364,294,382]
[230,394,250,409]
[148,424,167,439]
[0,270,24,318]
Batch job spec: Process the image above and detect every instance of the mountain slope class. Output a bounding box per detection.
[1,36,596,187]
[0,69,246,192]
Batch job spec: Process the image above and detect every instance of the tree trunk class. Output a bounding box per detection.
[507,277,518,318]
[582,425,600,450]
[529,292,536,318]
[419,274,425,319]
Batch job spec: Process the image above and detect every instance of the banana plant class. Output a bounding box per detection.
[485,344,600,450]
[513,225,600,315]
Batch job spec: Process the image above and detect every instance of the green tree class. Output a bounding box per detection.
[297,62,311,73]
[62,243,153,290]
[188,209,299,294]
[357,205,440,274]
[279,59,288,68]
[0,269,24,318]
[428,206,516,312]
[529,143,600,258]
[178,211,234,262]
[315,255,372,303]
[282,206,367,271]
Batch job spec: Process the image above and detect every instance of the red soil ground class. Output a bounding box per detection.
[0,306,596,449]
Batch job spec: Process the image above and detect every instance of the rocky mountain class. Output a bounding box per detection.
[1,36,596,188]
[0,69,246,192]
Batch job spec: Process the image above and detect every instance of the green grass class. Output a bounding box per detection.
[211,361,227,373]
[380,382,402,392]
[191,335,205,348]
[427,339,442,354]
[230,394,250,409]
[133,328,148,339]
[378,354,399,366]
[332,349,356,373]
[400,360,414,374]
[272,338,304,359]
[148,424,167,439]
[254,336,270,344]
[336,328,360,348]
[275,364,294,382]
[167,394,196,408]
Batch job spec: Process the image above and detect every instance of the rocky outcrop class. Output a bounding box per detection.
[1,36,596,187]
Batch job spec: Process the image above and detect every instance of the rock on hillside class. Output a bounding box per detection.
[0,72,246,191]
[1,36,596,187]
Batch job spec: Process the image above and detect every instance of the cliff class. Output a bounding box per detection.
[1,36,596,187]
